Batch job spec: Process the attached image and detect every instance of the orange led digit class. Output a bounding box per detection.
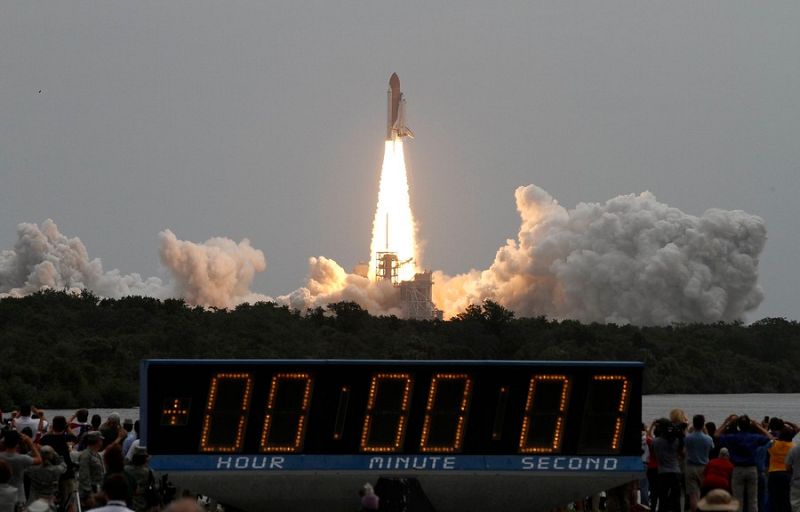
[199,372,253,453]
[360,373,413,453]
[420,373,472,453]
[260,373,313,453]
[594,374,630,450]
[519,374,571,453]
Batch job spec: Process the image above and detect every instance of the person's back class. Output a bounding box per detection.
[123,464,150,512]
[78,433,105,500]
[0,430,41,504]
[87,474,134,511]
[653,418,684,512]
[0,460,18,512]
[716,415,771,512]
[685,415,714,512]
[25,446,65,503]
[703,451,735,493]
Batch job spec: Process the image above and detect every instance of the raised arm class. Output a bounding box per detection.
[716,414,737,437]
[21,433,42,465]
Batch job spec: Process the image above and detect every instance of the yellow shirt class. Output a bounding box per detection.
[768,440,793,473]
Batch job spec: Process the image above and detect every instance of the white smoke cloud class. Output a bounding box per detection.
[279,256,403,316]
[0,219,164,298]
[1,184,767,325]
[0,219,269,309]
[432,185,766,325]
[158,229,268,309]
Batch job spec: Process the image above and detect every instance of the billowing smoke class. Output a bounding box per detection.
[432,185,766,324]
[159,229,268,309]
[1,183,767,324]
[0,219,268,309]
[280,256,403,316]
[0,219,164,298]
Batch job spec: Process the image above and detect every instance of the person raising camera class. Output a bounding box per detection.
[715,414,772,512]
[653,417,686,512]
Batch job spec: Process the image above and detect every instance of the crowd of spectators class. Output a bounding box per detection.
[640,409,800,512]
[4,404,800,512]
[0,406,200,512]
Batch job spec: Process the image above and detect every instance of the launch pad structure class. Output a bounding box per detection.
[370,251,442,321]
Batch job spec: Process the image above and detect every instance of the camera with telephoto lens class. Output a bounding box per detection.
[655,419,687,440]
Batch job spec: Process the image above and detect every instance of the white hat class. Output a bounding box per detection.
[698,489,739,511]
[26,499,55,512]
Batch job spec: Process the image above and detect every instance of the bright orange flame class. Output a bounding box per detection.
[369,139,418,282]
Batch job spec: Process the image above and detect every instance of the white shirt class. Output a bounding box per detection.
[12,415,45,437]
[125,439,141,462]
[87,500,134,511]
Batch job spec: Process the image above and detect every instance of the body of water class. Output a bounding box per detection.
[642,393,800,426]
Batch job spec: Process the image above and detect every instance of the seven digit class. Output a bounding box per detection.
[596,375,630,450]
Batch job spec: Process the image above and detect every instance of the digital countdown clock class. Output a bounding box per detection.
[141,360,643,512]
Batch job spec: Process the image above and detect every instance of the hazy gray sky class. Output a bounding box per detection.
[1,2,798,320]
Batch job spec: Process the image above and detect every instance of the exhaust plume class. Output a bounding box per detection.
[158,230,268,309]
[433,185,766,324]
[280,256,403,316]
[0,219,269,309]
[0,219,164,298]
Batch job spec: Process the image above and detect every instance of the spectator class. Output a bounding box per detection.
[0,460,17,512]
[653,417,686,512]
[768,427,795,512]
[103,445,136,507]
[716,414,772,512]
[124,447,156,512]
[163,498,205,512]
[685,415,715,512]
[641,422,652,508]
[91,415,102,431]
[783,440,800,512]
[100,414,125,450]
[38,415,79,505]
[69,409,91,438]
[12,405,46,440]
[0,430,42,505]
[79,432,105,504]
[359,483,379,511]
[25,445,65,505]
[706,423,721,459]
[88,474,134,512]
[646,420,661,511]
[122,421,138,460]
[703,448,735,495]
[698,489,739,512]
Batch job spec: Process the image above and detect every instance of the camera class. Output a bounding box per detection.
[654,419,687,440]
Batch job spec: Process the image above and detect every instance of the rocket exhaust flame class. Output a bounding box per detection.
[368,139,418,282]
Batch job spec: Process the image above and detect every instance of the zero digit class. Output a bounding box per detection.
[260,373,313,453]
[360,373,413,452]
[199,372,253,453]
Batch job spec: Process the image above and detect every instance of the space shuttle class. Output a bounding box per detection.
[387,73,414,141]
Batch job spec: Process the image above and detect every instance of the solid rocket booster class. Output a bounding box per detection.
[387,73,414,140]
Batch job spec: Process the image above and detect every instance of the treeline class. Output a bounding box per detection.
[0,290,798,408]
